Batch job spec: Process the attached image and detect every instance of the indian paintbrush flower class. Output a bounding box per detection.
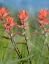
[3,16,16,32]
[0,7,10,21]
[18,10,29,29]
[37,9,49,28]
[18,10,28,24]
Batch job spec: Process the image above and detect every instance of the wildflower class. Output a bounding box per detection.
[3,16,16,32]
[18,10,28,24]
[37,9,49,26]
[0,7,10,21]
[38,9,48,19]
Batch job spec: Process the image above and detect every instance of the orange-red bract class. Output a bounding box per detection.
[38,9,49,26]
[0,7,10,21]
[38,9,48,19]
[3,16,16,32]
[18,10,28,24]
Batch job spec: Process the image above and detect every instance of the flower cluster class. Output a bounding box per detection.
[18,10,29,30]
[18,10,28,24]
[0,7,10,21]
[0,7,16,33]
[0,7,29,33]
[3,16,16,32]
[37,9,49,28]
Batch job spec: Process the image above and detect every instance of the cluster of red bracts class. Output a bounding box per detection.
[0,8,29,39]
[33,9,49,35]
[37,9,49,28]
[0,7,29,34]
[0,7,10,21]
[18,10,28,24]
[1,7,49,35]
[3,16,16,32]
[18,10,29,29]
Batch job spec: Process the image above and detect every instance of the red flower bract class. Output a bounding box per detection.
[0,7,10,21]
[37,9,49,26]
[3,16,16,32]
[37,18,49,25]
[38,9,48,19]
[18,10,28,24]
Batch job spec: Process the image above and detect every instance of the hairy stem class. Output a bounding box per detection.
[8,33,24,64]
[23,28,31,64]
[43,27,49,51]
[44,33,49,51]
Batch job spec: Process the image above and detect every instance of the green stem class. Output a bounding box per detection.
[9,33,24,64]
[23,28,31,64]
[42,27,49,51]
[44,33,49,51]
